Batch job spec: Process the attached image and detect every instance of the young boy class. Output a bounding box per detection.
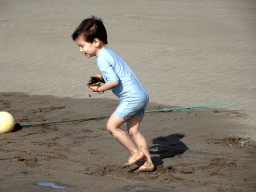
[72,16,154,172]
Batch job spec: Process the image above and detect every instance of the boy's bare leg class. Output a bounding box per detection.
[127,116,155,172]
[106,113,144,167]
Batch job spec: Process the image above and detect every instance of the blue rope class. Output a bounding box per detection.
[20,102,240,127]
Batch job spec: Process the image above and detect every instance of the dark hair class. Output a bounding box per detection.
[72,15,108,45]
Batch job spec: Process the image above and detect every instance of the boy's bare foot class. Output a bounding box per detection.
[134,161,155,173]
[123,150,145,168]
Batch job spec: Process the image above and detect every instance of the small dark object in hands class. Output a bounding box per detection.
[87,77,105,96]
[87,77,105,87]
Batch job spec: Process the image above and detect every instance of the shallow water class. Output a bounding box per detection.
[36,182,67,189]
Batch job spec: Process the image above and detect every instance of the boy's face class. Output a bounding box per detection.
[75,35,101,58]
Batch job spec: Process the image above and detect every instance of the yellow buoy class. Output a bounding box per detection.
[0,111,15,133]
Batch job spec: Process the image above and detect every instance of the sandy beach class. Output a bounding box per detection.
[1,0,256,191]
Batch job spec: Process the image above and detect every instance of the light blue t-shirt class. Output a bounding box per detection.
[97,47,148,102]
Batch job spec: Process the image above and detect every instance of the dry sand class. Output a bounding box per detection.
[1,0,256,191]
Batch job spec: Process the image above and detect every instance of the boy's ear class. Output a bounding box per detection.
[93,38,99,46]
[93,38,103,47]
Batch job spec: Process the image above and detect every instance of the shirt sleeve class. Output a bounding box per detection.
[97,55,119,83]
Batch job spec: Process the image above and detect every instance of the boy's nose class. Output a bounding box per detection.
[80,47,85,52]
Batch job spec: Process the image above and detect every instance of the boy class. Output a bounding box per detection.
[72,16,154,172]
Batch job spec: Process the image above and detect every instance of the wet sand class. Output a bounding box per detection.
[1,92,256,191]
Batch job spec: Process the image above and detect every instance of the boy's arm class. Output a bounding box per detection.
[89,80,118,92]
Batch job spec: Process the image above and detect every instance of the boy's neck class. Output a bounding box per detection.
[96,44,105,56]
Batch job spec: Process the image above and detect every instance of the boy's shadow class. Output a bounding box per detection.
[149,133,189,166]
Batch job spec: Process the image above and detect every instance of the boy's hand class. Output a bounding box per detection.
[87,75,105,87]
[88,86,98,92]
[88,75,105,94]
[88,86,104,94]
[88,81,118,96]
[93,74,104,81]
[88,75,105,85]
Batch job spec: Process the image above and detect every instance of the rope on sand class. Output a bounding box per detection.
[20,102,240,127]
[145,102,241,113]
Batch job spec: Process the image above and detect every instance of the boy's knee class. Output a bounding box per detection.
[106,122,117,134]
[106,124,113,133]
[128,129,138,136]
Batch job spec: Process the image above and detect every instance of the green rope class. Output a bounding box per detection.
[20,102,240,127]
[145,102,241,113]
[20,116,109,127]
